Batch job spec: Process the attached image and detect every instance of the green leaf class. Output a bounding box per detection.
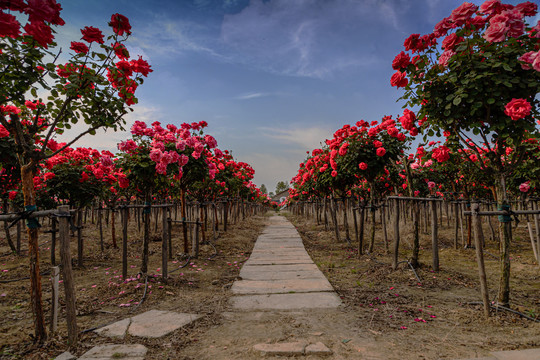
[453,97,462,106]
[487,98,495,104]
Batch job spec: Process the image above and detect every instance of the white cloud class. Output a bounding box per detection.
[258,125,331,151]
[235,92,268,100]
[242,152,301,188]
[55,104,162,153]
[219,0,406,78]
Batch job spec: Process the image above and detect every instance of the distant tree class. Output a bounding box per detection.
[275,181,289,194]
[269,191,274,197]
[260,184,267,194]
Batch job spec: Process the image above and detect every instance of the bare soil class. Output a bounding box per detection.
[0,209,268,359]
[1,209,539,359]
[285,210,540,359]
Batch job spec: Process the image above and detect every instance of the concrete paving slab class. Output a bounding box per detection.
[94,310,201,339]
[246,258,314,265]
[54,352,76,360]
[248,253,312,260]
[491,348,540,360]
[232,278,334,294]
[305,342,333,355]
[231,292,341,310]
[128,310,201,338]
[239,269,327,281]
[240,263,319,272]
[253,341,307,356]
[78,344,147,359]
[94,317,131,338]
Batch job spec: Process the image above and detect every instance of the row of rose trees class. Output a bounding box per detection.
[287,0,539,316]
[0,0,267,344]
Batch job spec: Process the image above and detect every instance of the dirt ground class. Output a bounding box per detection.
[1,208,539,359]
[0,209,268,359]
[285,210,540,359]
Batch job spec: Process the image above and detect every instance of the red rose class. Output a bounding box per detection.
[376,147,386,157]
[2,0,25,11]
[404,33,420,52]
[432,145,450,163]
[399,109,416,131]
[359,162,368,170]
[0,124,9,137]
[130,56,153,77]
[0,11,21,38]
[442,33,463,51]
[70,41,88,54]
[504,98,531,120]
[81,26,104,44]
[392,51,411,70]
[8,190,17,200]
[113,42,129,60]
[373,140,382,148]
[24,20,54,48]
[116,60,133,77]
[109,13,131,36]
[390,71,408,88]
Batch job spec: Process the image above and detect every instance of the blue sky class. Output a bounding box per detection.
[55,0,535,193]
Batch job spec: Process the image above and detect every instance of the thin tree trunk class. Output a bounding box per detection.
[20,162,46,342]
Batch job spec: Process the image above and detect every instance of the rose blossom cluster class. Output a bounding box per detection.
[39,144,129,191]
[123,120,220,180]
[390,0,539,88]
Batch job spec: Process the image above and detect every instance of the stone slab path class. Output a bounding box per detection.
[94,309,201,339]
[178,215,385,359]
[231,216,342,311]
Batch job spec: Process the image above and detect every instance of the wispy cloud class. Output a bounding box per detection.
[259,125,331,150]
[55,104,162,152]
[219,0,409,79]
[235,92,268,100]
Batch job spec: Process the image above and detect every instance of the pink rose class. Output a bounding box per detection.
[149,148,162,162]
[438,50,456,67]
[483,20,508,42]
[504,98,531,120]
[450,2,478,26]
[428,181,436,190]
[519,181,530,193]
[480,0,502,16]
[518,51,538,70]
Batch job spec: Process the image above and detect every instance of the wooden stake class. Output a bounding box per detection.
[58,205,78,346]
[471,203,490,318]
[50,266,59,333]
